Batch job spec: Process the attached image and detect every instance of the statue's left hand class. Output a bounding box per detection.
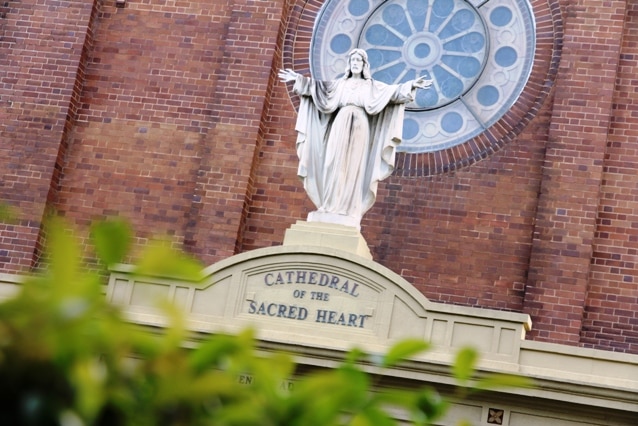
[412,76,433,89]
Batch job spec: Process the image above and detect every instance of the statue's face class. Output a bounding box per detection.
[350,54,364,76]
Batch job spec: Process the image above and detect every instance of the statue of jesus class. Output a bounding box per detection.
[279,48,432,229]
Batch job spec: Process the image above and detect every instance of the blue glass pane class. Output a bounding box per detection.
[490,6,513,27]
[367,48,403,69]
[414,43,431,58]
[429,0,454,32]
[441,111,463,133]
[477,85,499,106]
[372,62,407,84]
[439,9,475,39]
[330,34,352,54]
[495,46,518,67]
[348,0,370,17]
[383,4,412,37]
[433,65,463,98]
[399,68,416,84]
[403,118,420,140]
[432,0,454,17]
[407,0,428,31]
[365,24,404,47]
[441,55,481,78]
[428,14,445,33]
[415,85,439,108]
[444,32,485,53]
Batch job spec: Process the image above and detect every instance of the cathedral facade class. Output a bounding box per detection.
[1,1,637,423]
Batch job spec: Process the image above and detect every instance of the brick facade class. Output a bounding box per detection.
[1,0,636,354]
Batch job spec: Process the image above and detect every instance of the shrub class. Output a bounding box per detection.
[0,218,527,425]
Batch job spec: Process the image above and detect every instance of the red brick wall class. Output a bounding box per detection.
[1,0,637,354]
[0,0,98,271]
[53,0,288,264]
[525,0,630,348]
[582,0,638,353]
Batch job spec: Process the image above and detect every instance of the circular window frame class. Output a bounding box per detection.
[282,0,562,176]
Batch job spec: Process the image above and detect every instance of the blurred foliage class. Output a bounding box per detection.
[0,217,530,425]
[0,203,18,224]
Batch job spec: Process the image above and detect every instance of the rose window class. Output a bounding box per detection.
[310,0,536,153]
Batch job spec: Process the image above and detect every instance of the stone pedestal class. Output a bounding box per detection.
[283,220,372,259]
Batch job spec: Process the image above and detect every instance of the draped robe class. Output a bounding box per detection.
[292,75,415,228]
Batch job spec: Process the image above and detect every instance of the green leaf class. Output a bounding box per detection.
[473,373,533,392]
[47,217,80,286]
[344,347,367,365]
[0,203,17,224]
[289,366,370,425]
[371,388,414,408]
[71,357,107,421]
[414,388,447,422]
[381,339,430,367]
[352,406,396,426]
[452,347,478,383]
[187,330,254,373]
[91,219,131,267]
[135,240,203,281]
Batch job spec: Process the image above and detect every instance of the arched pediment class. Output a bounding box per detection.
[108,244,530,369]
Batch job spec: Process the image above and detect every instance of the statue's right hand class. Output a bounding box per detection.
[278,68,299,83]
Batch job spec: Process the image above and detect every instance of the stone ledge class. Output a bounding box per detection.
[283,220,372,259]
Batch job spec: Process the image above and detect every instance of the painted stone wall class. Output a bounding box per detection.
[1,0,637,354]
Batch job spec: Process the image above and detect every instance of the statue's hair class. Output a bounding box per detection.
[343,48,372,80]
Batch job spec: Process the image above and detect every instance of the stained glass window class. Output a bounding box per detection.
[311,0,535,153]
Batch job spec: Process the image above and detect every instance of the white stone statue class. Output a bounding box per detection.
[279,48,432,229]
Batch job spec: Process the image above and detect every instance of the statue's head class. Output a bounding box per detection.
[344,49,372,80]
